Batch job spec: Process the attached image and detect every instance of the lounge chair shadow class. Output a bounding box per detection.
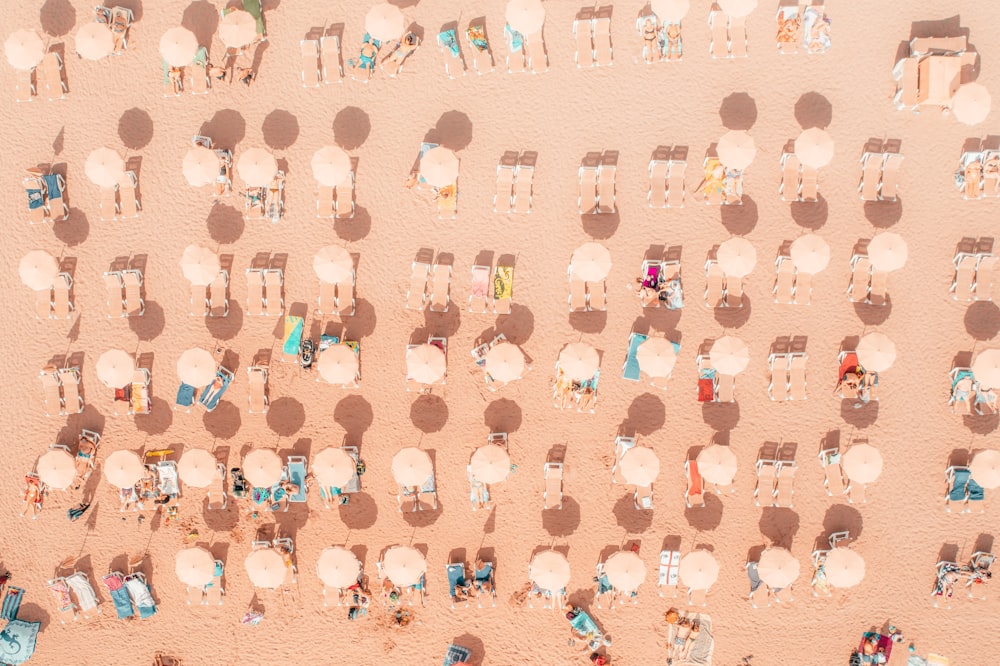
[343,297,376,340]
[207,204,245,244]
[118,107,154,151]
[335,205,372,242]
[790,195,828,230]
[863,198,903,229]
[714,297,751,328]
[333,107,371,150]
[794,92,833,129]
[207,301,244,341]
[719,92,757,131]
[964,301,1000,340]
[543,496,581,537]
[974,533,995,554]
[582,211,620,240]
[613,494,653,533]
[498,303,534,345]
[964,412,999,435]
[484,397,522,432]
[334,395,373,435]
[52,127,64,156]
[569,311,607,334]
[262,109,299,151]
[181,1,219,49]
[720,195,757,235]
[758,507,800,549]
[625,393,665,435]
[853,298,891,326]
[684,493,723,531]
[339,492,378,530]
[821,504,864,543]
[135,398,173,435]
[410,394,448,433]
[702,402,739,431]
[202,400,241,440]
[839,400,878,428]
[54,209,90,246]
[266,397,305,437]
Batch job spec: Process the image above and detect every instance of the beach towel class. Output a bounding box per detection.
[504,24,524,52]
[698,377,715,402]
[42,174,62,200]
[1,588,23,621]
[283,316,304,355]
[199,371,231,411]
[569,610,599,637]
[125,575,156,618]
[438,30,460,57]
[446,564,466,596]
[622,334,647,381]
[467,25,488,51]
[643,264,660,288]
[287,460,307,502]
[46,580,72,614]
[252,486,272,505]
[176,382,195,407]
[474,562,493,588]
[103,574,134,619]
[443,644,472,666]
[680,616,714,666]
[493,267,514,301]
[0,619,40,665]
[242,0,265,36]
[801,7,831,53]
[241,609,264,626]
[193,46,207,66]
[25,187,43,210]
[66,573,99,612]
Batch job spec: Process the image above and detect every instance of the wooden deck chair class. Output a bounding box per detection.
[799,165,819,202]
[317,280,337,315]
[35,288,53,319]
[208,270,228,317]
[52,273,73,319]
[316,185,335,218]
[685,460,705,508]
[705,259,725,307]
[768,353,790,401]
[335,171,355,219]
[406,262,430,310]
[494,155,516,213]
[38,52,67,100]
[774,462,795,507]
[428,263,451,313]
[300,40,321,87]
[724,274,743,308]
[818,448,845,496]
[597,164,616,213]
[728,15,747,58]
[587,281,607,311]
[40,368,63,417]
[465,24,494,74]
[951,254,976,302]
[578,165,599,213]
[858,151,883,201]
[245,270,265,316]
[754,460,778,506]
[975,255,997,301]
[847,255,872,303]
[58,367,84,414]
[190,283,208,317]
[123,270,145,317]
[773,256,795,304]
[264,270,284,316]
[15,68,35,103]
[648,160,669,208]
[847,480,866,504]
[593,7,613,66]
[574,8,595,68]
[779,153,801,201]
[788,353,807,401]
[104,272,125,318]
[321,36,344,83]
[99,185,119,221]
[513,162,534,214]
[869,269,889,306]
[709,11,730,59]
[525,32,548,73]
[666,159,686,207]
[118,171,140,218]
[543,462,563,509]
[336,272,356,316]
[716,373,736,402]
[793,271,811,305]
[247,364,269,414]
[568,272,589,312]
[880,153,903,201]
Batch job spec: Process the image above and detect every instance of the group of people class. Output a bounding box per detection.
[21,432,98,519]
[640,17,682,63]
[696,158,744,205]
[381,573,425,608]
[956,152,1000,199]
[834,362,879,406]
[933,553,994,599]
[553,367,598,412]
[449,558,495,603]
[664,609,703,664]
[776,5,832,53]
[349,32,421,82]
[951,371,998,415]
[631,272,684,309]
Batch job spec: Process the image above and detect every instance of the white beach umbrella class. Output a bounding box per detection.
[470,445,511,484]
[159,27,199,67]
[419,147,459,187]
[313,245,353,284]
[856,333,896,372]
[175,547,216,587]
[972,350,1000,389]
[619,446,660,487]
[180,245,221,286]
[650,0,690,22]
[970,450,1000,489]
[85,147,125,188]
[717,237,757,277]
[178,449,218,488]
[506,0,546,35]
[718,0,758,18]
[636,338,677,378]
[604,551,646,592]
[244,549,286,589]
[96,349,135,388]
[558,342,600,381]
[757,548,800,588]
[841,444,883,484]
[218,10,257,48]
[243,449,283,487]
[382,546,426,587]
[5,30,44,71]
[104,450,144,488]
[182,146,220,187]
[318,345,359,385]
[75,22,115,60]
[790,234,830,274]
[710,336,750,375]
[19,250,59,290]
[392,447,433,487]
[678,550,719,590]
[37,448,76,489]
[316,547,361,588]
[484,343,526,383]
[177,348,217,386]
[236,148,277,187]
[697,445,738,485]
[824,548,865,588]
[717,130,756,169]
[952,83,991,126]
[406,344,447,384]
[311,146,351,187]
[312,448,356,488]
[570,243,613,282]
[529,550,570,593]
[867,232,908,272]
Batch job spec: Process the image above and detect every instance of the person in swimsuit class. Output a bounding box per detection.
[382,32,419,77]
[667,618,691,663]
[21,477,44,518]
[662,22,682,60]
[641,19,660,63]
[351,42,379,81]
[74,435,97,488]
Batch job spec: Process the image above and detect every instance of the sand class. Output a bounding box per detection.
[4,1,1000,664]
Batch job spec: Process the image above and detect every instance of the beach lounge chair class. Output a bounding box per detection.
[247,363,269,414]
[666,158,686,208]
[66,571,101,618]
[335,171,355,219]
[110,6,132,53]
[705,259,724,308]
[746,561,768,608]
[203,464,227,510]
[858,149,883,201]
[685,460,705,508]
[775,6,799,54]
[122,270,144,317]
[754,459,778,506]
[301,40,321,87]
[24,173,48,224]
[51,273,73,320]
[869,269,888,306]
[417,473,437,511]
[316,185,335,218]
[568,269,589,312]
[198,367,233,412]
[945,466,971,512]
[446,563,469,607]
[597,162,617,214]
[635,483,653,509]
[724,274,743,308]
[622,332,648,382]
[207,269,228,318]
[15,68,35,103]
[406,261,430,310]
[881,153,903,201]
[127,369,152,415]
[468,466,490,511]
[543,462,563,509]
[38,52,67,100]
[125,573,156,619]
[687,585,708,607]
[286,456,308,505]
[639,259,661,307]
[892,58,918,110]
[317,279,337,316]
[514,158,535,214]
[779,153,801,201]
[190,282,209,317]
[282,315,304,364]
[438,29,465,78]
[846,478,866,504]
[525,32,548,73]
[47,578,76,622]
[321,36,344,83]
[35,286,53,319]
[469,265,491,313]
[588,280,607,311]
[494,265,514,314]
[975,255,997,301]
[788,353,807,401]
[335,272,356,317]
[187,48,210,94]
[99,184,119,221]
[800,165,819,202]
[43,174,69,220]
[729,15,748,58]
[245,187,265,220]
[593,6,613,66]
[949,367,974,415]
[57,367,83,415]
[847,254,872,303]
[494,153,517,213]
[952,253,976,302]
[768,353,790,401]
[505,23,526,73]
[578,164,599,214]
[118,171,140,219]
[773,256,795,304]
[574,8,595,68]
[174,381,196,412]
[774,461,795,508]
[246,270,265,316]
[104,272,125,318]
[648,159,669,208]
[793,270,812,305]
[265,172,285,223]
[264,270,284,316]
[430,263,452,312]
[201,561,226,605]
[443,644,473,666]
[658,550,680,597]
[716,372,736,403]
[466,24,494,74]
[103,573,134,620]
[709,9,730,59]
[696,355,718,402]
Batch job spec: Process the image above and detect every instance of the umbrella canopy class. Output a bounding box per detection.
[970,450,1000,489]
[392,447,433,487]
[175,547,216,587]
[636,338,677,378]
[178,448,218,487]
[558,342,600,381]
[406,344,446,384]
[318,344,359,385]
[159,27,199,67]
[382,546,427,587]
[5,29,44,71]
[313,245,353,284]
[317,547,361,588]
[218,9,257,48]
[311,146,352,187]
[697,445,738,485]
[604,551,647,592]
[717,130,756,169]
[710,336,750,375]
[757,547,800,588]
[790,234,831,274]
[529,550,571,593]
[312,447,357,488]
[650,0,690,22]
[237,148,278,187]
[718,0,758,18]
[717,237,757,277]
[37,448,75,489]
[506,0,546,34]
[952,83,992,126]
[245,549,286,589]
[856,332,896,372]
[180,245,221,286]
[182,146,221,187]
[972,349,1000,389]
[619,446,660,487]
[243,449,283,487]
[824,548,865,588]
[470,445,511,484]
[484,343,526,383]
[104,450,144,488]
[18,250,59,290]
[867,232,908,272]
[794,128,835,168]
[841,444,883,484]
[678,550,720,590]
[177,348,217,386]
[419,147,460,187]
[365,3,406,42]
[96,349,134,388]
[75,22,114,60]
[85,147,125,188]
[570,242,613,281]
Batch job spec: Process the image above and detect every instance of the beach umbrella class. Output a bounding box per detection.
[717,237,757,277]
[237,148,277,187]
[867,232,908,272]
[180,245,221,286]
[952,83,992,126]
[313,245,353,284]
[970,450,1000,489]
[678,550,719,590]
[85,147,124,188]
[604,551,646,592]
[619,447,660,487]
[18,250,59,290]
[406,344,447,384]
[757,547,800,588]
[178,449,217,487]
[856,332,896,372]
[484,343,526,383]
[470,445,511,484]
[96,349,134,388]
[841,444,883,484]
[182,146,220,187]
[311,146,351,187]
[824,548,865,588]
[37,448,75,489]
[175,547,216,587]
[972,350,1000,389]
[650,0,690,22]
[104,450,144,488]
[790,234,830,274]
[570,242,613,281]
[636,338,677,377]
[177,348,217,386]
[795,128,835,168]
[419,147,459,187]
[5,29,44,71]
[243,449,283,487]
[244,549,286,589]
[558,342,599,381]
[365,3,406,42]
[312,448,356,488]
[697,445,738,485]
[710,336,750,375]
[159,27,199,67]
[529,550,570,593]
[718,0,758,17]
[318,344,359,385]
[317,547,361,588]
[392,447,433,487]
[218,9,257,48]
[382,546,426,587]
[717,130,756,169]
[506,0,546,35]
[75,22,114,60]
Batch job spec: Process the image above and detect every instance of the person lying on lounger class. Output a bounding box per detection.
[21,476,44,519]
[965,160,983,199]
[662,22,682,61]
[73,436,98,489]
[349,42,379,81]
[641,19,660,63]
[382,32,419,77]
[167,67,183,94]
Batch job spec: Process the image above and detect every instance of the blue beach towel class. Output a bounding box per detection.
[1,588,24,621]
[622,333,647,381]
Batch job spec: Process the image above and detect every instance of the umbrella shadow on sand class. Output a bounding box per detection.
[118,108,154,151]
[484,398,522,433]
[719,92,757,130]
[334,395,373,437]
[758,507,800,549]
[182,1,220,48]
[410,394,448,433]
[340,492,377,530]
[543,497,581,538]
[613,494,653,534]
[965,301,1000,340]
[333,107,371,150]
[794,92,833,129]
[40,0,76,37]
[684,493,723,531]
[266,397,305,437]
[818,504,863,550]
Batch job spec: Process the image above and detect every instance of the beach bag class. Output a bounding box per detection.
[697,378,715,402]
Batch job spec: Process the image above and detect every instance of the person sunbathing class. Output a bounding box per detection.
[776,15,800,44]
[21,477,44,519]
[236,67,255,87]
[208,65,226,81]
[966,161,984,199]
[382,32,419,77]
[200,375,225,404]
[641,19,660,64]
[680,619,701,660]
[662,23,682,61]
[350,42,379,82]
[167,67,183,95]
[666,618,692,663]
[73,436,98,488]
[975,384,998,414]
[407,574,426,606]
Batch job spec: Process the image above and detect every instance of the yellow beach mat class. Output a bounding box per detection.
[283,316,304,355]
[494,266,513,300]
